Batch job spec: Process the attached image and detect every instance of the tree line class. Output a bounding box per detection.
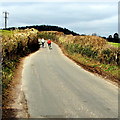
[92,33,120,43]
[3,25,79,36]
[106,33,120,43]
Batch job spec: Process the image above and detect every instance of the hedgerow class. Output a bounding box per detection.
[2,28,39,90]
[38,31,120,66]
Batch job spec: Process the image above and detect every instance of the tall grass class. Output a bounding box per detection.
[38,31,120,66]
[2,28,39,59]
[2,28,39,90]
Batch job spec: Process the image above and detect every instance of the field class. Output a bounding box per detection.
[108,42,120,48]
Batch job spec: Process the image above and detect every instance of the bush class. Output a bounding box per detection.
[79,46,97,59]
[2,28,39,91]
[2,28,39,59]
[38,31,57,41]
[102,49,111,57]
[37,31,120,66]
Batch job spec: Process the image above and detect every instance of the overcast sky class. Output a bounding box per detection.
[0,0,119,37]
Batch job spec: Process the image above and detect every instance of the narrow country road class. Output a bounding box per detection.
[22,42,118,118]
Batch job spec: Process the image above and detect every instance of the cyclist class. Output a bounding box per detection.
[47,39,52,49]
[38,38,42,48]
[41,38,45,48]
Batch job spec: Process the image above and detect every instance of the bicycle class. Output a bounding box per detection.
[48,44,52,49]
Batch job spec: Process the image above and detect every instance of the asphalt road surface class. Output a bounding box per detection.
[22,42,118,118]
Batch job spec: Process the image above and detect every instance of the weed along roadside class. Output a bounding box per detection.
[38,31,120,85]
[2,28,39,118]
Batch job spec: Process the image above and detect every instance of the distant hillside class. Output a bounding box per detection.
[3,25,79,36]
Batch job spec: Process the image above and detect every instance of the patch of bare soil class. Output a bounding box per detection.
[2,58,29,119]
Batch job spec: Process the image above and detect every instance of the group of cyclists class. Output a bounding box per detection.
[38,38,52,49]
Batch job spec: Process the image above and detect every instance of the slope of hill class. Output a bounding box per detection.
[3,25,79,36]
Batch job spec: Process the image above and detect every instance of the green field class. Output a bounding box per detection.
[0,29,13,35]
[108,42,120,48]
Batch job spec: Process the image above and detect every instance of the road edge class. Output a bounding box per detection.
[2,57,30,119]
[53,41,119,87]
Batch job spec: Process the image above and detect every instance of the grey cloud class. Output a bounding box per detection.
[1,2,38,7]
[1,2,118,37]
